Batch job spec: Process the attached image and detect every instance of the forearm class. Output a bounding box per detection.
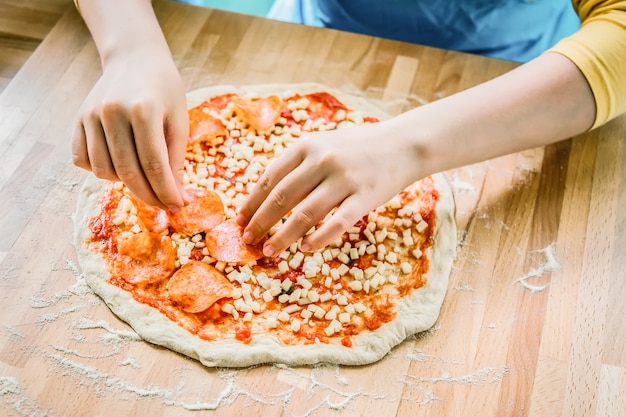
[76,0,170,67]
[393,52,596,178]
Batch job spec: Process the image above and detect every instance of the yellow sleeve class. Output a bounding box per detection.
[550,0,626,129]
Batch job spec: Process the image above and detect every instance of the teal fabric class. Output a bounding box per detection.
[268,0,580,62]
[178,0,275,16]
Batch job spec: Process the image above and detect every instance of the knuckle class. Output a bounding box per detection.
[115,164,139,183]
[293,207,316,228]
[328,212,354,235]
[142,158,165,178]
[91,165,117,181]
[131,100,155,120]
[257,174,272,193]
[316,151,342,172]
[268,189,287,210]
[247,221,267,239]
[100,100,124,119]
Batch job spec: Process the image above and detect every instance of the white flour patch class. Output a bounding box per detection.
[36,313,59,324]
[454,283,475,292]
[73,318,141,342]
[405,348,442,365]
[0,377,52,417]
[0,377,20,396]
[119,356,142,369]
[399,375,442,405]
[451,173,477,194]
[47,176,81,192]
[47,354,182,401]
[421,366,509,385]
[515,243,562,293]
[64,259,92,297]
[30,260,92,310]
[405,347,464,369]
[51,343,121,360]
[3,325,25,339]
[270,364,387,416]
[178,371,273,411]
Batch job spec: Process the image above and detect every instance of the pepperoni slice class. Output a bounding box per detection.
[166,261,234,313]
[234,96,282,132]
[188,107,227,145]
[128,194,169,234]
[114,232,176,284]
[286,92,349,121]
[168,189,225,235]
[205,219,264,264]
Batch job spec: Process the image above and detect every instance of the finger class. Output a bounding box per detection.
[261,183,347,257]
[100,103,161,207]
[300,194,368,252]
[242,161,324,246]
[71,120,90,170]
[131,104,184,210]
[164,106,190,206]
[237,142,306,227]
[81,113,119,181]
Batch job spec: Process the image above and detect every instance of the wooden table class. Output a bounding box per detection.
[1,2,624,416]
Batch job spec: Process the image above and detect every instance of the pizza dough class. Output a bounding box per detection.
[73,83,457,367]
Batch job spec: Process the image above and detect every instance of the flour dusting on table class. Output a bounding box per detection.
[515,243,562,293]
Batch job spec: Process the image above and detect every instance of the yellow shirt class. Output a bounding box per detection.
[551,0,626,128]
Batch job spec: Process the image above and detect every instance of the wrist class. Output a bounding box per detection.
[79,0,171,70]
[380,110,441,181]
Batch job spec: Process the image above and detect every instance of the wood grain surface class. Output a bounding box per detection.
[0,2,624,416]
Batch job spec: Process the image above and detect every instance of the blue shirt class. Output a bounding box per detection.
[268,0,580,62]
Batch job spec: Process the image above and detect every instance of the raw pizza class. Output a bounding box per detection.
[73,83,457,367]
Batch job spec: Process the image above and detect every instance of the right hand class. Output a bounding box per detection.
[237,119,425,256]
[72,49,189,211]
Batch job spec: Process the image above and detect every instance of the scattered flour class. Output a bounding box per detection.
[454,283,475,292]
[73,318,141,342]
[515,243,562,293]
[119,356,142,369]
[451,173,477,194]
[421,367,509,385]
[0,377,52,417]
[399,375,442,405]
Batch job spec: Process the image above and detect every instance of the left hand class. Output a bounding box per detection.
[236,120,422,257]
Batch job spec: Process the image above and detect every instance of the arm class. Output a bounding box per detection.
[237,52,596,256]
[72,0,188,211]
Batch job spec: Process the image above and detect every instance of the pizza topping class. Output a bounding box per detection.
[168,188,225,235]
[167,261,235,313]
[125,194,169,234]
[88,89,439,348]
[114,232,176,284]
[205,219,264,264]
[233,95,282,132]
[188,107,227,145]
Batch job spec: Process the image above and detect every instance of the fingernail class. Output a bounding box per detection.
[263,244,276,257]
[300,242,312,252]
[243,231,254,245]
[236,213,247,226]
[168,205,181,213]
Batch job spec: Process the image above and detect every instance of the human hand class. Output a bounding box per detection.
[236,120,423,256]
[72,49,188,211]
